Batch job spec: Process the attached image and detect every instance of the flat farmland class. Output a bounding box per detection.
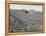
[10,9,43,32]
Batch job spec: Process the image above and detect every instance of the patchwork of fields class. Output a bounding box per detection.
[10,9,42,32]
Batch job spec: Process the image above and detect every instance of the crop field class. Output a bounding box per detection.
[10,9,42,32]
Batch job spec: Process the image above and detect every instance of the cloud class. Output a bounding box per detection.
[10,4,42,11]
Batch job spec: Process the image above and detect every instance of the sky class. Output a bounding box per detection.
[10,4,42,11]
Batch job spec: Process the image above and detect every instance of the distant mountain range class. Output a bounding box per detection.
[10,9,42,14]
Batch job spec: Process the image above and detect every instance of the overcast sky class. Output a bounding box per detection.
[10,4,42,11]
